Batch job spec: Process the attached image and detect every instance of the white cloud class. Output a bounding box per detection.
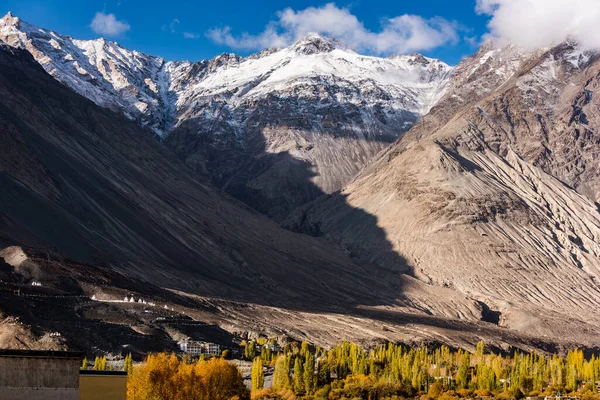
[207,3,458,55]
[476,0,600,50]
[90,12,130,37]
[162,18,180,33]
[162,18,199,39]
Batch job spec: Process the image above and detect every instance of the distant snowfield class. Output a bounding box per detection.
[188,47,450,112]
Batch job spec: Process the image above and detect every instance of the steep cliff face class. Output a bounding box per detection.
[0,14,452,219]
[285,41,600,343]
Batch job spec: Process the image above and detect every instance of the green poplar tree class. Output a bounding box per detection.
[316,358,330,386]
[457,352,471,389]
[251,357,264,391]
[244,341,256,361]
[294,356,305,394]
[273,355,292,390]
[304,352,315,394]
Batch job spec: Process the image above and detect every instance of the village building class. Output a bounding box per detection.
[178,339,221,356]
[261,343,280,352]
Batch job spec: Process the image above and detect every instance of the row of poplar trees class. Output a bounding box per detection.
[81,353,133,373]
[249,340,600,398]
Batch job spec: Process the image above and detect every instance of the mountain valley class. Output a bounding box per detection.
[0,12,600,357]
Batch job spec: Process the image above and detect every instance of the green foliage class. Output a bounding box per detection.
[125,338,600,400]
[304,352,316,394]
[456,351,470,389]
[293,356,304,394]
[273,355,292,391]
[475,340,486,361]
[123,353,134,374]
[244,341,257,361]
[93,355,107,371]
[251,357,264,391]
[270,341,600,399]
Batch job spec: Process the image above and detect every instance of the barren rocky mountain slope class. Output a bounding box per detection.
[0,41,579,354]
[2,11,600,354]
[287,41,600,343]
[0,12,451,220]
[0,41,386,308]
[1,40,599,354]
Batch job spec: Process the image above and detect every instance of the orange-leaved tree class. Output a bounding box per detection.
[127,353,248,400]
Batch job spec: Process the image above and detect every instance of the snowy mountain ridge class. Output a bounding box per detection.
[0,12,455,219]
[0,12,169,135]
[0,12,452,137]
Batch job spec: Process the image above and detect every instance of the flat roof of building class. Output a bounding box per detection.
[0,349,84,359]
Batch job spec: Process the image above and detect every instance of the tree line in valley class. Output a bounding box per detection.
[81,353,133,373]
[115,339,600,400]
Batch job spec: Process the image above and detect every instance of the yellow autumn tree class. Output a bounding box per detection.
[251,357,265,391]
[127,353,248,400]
[127,353,180,400]
[196,357,248,400]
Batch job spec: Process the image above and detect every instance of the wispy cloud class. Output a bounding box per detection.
[162,18,180,33]
[90,12,130,37]
[476,0,600,50]
[464,35,480,48]
[206,3,459,55]
[162,18,199,39]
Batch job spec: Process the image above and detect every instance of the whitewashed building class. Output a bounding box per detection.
[178,340,221,356]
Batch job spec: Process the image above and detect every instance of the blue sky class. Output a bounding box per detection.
[3,0,492,65]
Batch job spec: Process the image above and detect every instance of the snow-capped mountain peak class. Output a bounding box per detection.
[0,12,169,135]
[289,33,347,55]
[1,11,16,25]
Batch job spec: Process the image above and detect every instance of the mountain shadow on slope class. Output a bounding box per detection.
[0,43,411,316]
[2,43,558,352]
[165,93,417,222]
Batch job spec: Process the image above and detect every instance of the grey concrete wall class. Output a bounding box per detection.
[0,387,78,400]
[0,356,79,388]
